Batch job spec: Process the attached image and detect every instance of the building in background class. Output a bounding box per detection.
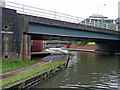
[44,40,67,49]
[82,13,117,24]
[81,14,118,31]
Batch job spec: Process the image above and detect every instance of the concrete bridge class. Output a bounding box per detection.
[0,7,120,61]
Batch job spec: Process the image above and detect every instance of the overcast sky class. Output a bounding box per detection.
[6,0,120,19]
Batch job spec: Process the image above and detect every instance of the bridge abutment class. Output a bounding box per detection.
[95,42,120,54]
[1,8,26,61]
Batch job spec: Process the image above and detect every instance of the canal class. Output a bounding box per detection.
[32,51,120,89]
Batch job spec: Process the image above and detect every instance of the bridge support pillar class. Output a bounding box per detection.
[23,35,31,61]
[95,42,120,54]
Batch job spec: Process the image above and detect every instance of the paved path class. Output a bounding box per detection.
[31,52,50,55]
[0,61,50,80]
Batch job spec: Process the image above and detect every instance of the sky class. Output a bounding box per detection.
[5,0,120,19]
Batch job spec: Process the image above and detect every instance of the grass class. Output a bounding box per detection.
[43,49,48,52]
[0,60,37,74]
[1,61,63,87]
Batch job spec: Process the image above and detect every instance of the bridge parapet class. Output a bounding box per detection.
[25,14,120,36]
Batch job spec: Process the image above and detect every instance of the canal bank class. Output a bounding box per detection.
[63,48,95,53]
[63,48,120,56]
[1,53,68,89]
[2,62,67,89]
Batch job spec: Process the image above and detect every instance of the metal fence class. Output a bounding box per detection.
[0,1,119,31]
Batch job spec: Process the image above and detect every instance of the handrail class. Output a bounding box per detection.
[0,1,118,31]
[5,1,84,20]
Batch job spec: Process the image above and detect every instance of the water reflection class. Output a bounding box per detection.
[33,51,120,89]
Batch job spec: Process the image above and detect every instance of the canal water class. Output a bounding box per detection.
[33,51,120,89]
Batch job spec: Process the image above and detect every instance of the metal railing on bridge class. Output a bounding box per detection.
[0,1,118,31]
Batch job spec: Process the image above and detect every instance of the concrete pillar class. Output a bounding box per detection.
[23,35,31,61]
[0,7,2,61]
[95,42,120,54]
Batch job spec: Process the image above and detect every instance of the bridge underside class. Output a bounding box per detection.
[28,23,120,43]
[26,32,120,55]
[27,33,120,43]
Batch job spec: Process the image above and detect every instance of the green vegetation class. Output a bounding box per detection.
[46,40,67,43]
[1,61,63,87]
[0,60,37,74]
[45,40,95,47]
[45,40,66,48]
[43,49,48,52]
[85,42,95,46]
[68,42,95,47]
[69,42,87,47]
